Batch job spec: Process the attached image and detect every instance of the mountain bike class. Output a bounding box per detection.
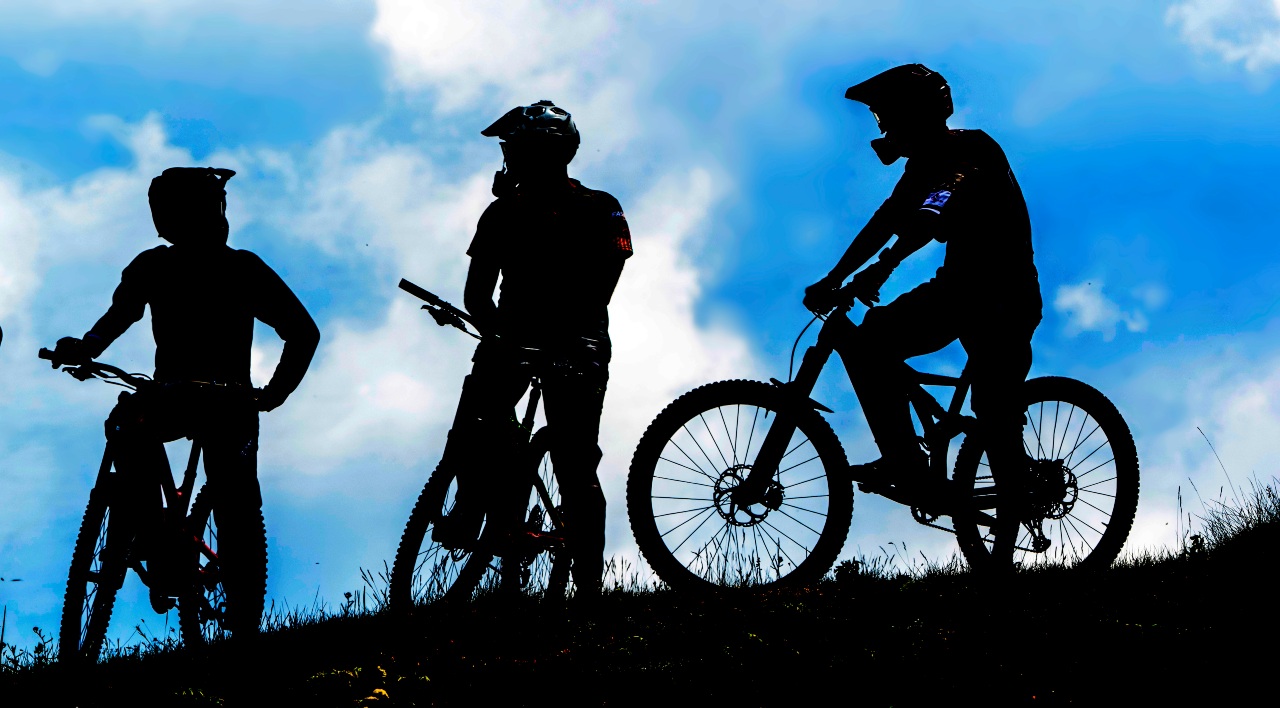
[388,279,572,611]
[626,283,1140,592]
[41,349,264,662]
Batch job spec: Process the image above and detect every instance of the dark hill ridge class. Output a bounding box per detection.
[4,487,1277,706]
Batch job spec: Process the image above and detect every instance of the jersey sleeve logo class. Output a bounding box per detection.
[920,189,952,214]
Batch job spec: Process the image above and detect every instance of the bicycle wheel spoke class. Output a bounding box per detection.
[654,474,714,488]
[743,406,762,463]
[1076,455,1115,479]
[1075,495,1113,516]
[699,413,731,470]
[1062,423,1101,466]
[658,454,719,483]
[780,502,827,518]
[718,407,738,466]
[1049,401,1060,460]
[668,440,719,483]
[682,423,726,477]
[1064,512,1104,539]
[778,453,820,476]
[1079,474,1117,491]
[662,506,718,548]
[783,472,830,489]
[781,437,812,461]
[655,506,715,519]
[1054,404,1077,460]
[757,521,806,568]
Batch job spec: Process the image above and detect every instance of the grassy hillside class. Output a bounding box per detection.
[3,480,1277,706]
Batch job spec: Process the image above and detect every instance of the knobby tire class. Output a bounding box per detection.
[59,478,127,664]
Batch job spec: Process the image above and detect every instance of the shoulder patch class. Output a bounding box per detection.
[921,190,951,214]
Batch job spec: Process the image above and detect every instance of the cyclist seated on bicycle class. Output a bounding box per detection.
[52,167,320,627]
[433,100,633,600]
[804,64,1042,507]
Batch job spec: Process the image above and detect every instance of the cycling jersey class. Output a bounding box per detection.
[467,178,633,355]
[869,129,1039,301]
[83,243,319,405]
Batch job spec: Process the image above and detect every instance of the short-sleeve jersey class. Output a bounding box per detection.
[467,179,633,351]
[871,130,1040,300]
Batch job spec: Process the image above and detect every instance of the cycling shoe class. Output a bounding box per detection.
[431,510,484,551]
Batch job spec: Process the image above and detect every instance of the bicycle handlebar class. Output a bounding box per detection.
[399,278,481,339]
[40,347,152,388]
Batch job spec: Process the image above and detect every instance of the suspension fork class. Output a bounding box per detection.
[733,315,844,504]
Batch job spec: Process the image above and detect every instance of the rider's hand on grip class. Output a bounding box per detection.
[52,336,91,367]
[803,275,843,315]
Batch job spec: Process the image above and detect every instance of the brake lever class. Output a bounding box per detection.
[423,305,481,339]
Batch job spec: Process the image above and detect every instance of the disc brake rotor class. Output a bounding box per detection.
[713,465,784,527]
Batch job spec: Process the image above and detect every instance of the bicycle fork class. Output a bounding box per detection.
[732,329,838,506]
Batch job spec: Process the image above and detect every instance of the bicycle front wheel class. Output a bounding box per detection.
[953,376,1140,571]
[59,477,129,664]
[627,380,852,593]
[390,466,492,610]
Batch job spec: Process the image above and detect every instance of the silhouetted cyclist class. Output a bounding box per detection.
[433,100,633,602]
[52,167,320,630]
[804,64,1042,520]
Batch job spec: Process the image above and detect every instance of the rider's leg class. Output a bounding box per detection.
[104,393,172,556]
[434,342,530,546]
[833,281,956,476]
[202,402,265,635]
[541,360,609,601]
[962,317,1038,568]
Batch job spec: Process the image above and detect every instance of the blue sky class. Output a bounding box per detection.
[3,0,1280,652]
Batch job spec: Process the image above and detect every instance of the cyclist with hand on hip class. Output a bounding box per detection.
[804,64,1043,527]
[51,167,320,630]
[432,100,633,603]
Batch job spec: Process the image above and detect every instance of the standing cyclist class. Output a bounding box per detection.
[803,65,1042,559]
[432,100,633,603]
[52,167,320,632]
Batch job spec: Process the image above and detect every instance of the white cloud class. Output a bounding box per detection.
[370,0,616,110]
[1167,0,1280,72]
[1053,280,1152,341]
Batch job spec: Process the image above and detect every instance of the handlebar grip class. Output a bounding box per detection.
[38,347,55,361]
[398,279,435,303]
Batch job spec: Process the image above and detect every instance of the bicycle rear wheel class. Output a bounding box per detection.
[179,486,268,645]
[59,477,130,664]
[504,427,572,600]
[627,380,853,593]
[953,376,1140,571]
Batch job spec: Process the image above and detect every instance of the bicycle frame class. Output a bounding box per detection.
[735,297,978,510]
[96,435,207,587]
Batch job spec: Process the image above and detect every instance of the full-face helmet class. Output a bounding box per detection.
[147,167,236,245]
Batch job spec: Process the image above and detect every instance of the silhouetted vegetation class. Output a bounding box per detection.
[3,480,1276,706]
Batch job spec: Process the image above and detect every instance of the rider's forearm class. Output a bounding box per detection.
[263,323,320,404]
[881,227,934,267]
[827,212,894,282]
[463,258,500,335]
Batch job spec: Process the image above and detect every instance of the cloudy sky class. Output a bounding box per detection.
[2,0,1279,651]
